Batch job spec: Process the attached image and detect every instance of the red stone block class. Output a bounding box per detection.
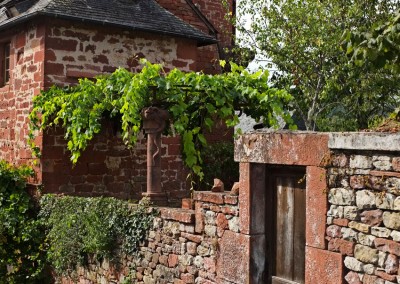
[360,209,383,226]
[306,166,328,249]
[328,238,355,256]
[168,254,178,268]
[223,195,238,205]
[362,275,380,284]
[305,247,343,284]
[239,162,250,234]
[374,270,397,282]
[195,202,205,233]
[181,232,202,243]
[47,37,78,51]
[375,238,400,256]
[193,192,224,205]
[350,175,365,189]
[344,271,361,284]
[160,208,194,224]
[392,157,400,172]
[180,273,194,284]
[333,218,350,227]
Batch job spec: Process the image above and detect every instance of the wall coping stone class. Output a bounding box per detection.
[329,132,400,151]
[193,191,226,204]
[160,208,195,224]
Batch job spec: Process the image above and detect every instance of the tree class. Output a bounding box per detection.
[29,60,293,180]
[226,0,400,130]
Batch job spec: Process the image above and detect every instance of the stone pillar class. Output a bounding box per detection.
[141,107,169,205]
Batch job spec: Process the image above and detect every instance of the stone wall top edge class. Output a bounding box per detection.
[328,132,400,152]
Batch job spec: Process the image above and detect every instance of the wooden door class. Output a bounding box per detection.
[265,167,306,284]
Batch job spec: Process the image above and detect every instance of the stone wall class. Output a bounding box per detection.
[327,134,400,284]
[0,20,45,173]
[60,191,240,283]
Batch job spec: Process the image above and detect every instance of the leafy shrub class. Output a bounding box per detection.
[39,195,156,275]
[0,161,48,284]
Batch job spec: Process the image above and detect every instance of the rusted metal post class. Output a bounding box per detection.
[141,107,169,205]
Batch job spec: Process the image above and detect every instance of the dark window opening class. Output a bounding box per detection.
[1,42,10,86]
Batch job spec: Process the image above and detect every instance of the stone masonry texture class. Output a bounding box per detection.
[59,191,242,284]
[327,146,400,284]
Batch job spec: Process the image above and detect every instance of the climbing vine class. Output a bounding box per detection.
[29,60,294,178]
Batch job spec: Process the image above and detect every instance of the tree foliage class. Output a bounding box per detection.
[29,60,293,179]
[226,0,400,130]
[343,9,400,73]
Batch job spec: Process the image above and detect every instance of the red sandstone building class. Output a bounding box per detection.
[0,0,233,202]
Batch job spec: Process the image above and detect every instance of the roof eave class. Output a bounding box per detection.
[0,12,217,46]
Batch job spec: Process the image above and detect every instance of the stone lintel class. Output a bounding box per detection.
[234,131,329,166]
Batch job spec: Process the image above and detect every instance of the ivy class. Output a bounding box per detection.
[29,60,294,179]
[39,195,156,275]
[0,161,48,284]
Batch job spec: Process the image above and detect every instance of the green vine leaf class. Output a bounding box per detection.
[29,60,293,179]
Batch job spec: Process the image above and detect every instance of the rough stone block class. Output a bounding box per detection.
[356,190,376,209]
[361,209,383,227]
[354,244,379,265]
[329,187,355,206]
[350,155,373,169]
[305,247,343,284]
[375,238,400,256]
[382,212,400,230]
[371,227,392,238]
[345,271,362,284]
[384,254,398,274]
[372,156,392,171]
[328,238,355,256]
[344,206,359,220]
[358,232,376,247]
[376,193,395,210]
[344,256,363,272]
[390,230,400,242]
[349,221,370,234]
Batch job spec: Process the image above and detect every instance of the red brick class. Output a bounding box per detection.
[66,69,96,79]
[306,166,327,249]
[305,247,343,284]
[375,238,400,256]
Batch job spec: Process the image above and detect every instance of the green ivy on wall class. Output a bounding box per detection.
[39,195,156,275]
[29,60,294,179]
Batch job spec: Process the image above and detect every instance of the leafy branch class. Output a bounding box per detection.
[29,60,293,179]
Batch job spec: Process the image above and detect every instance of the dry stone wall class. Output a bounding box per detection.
[327,149,400,284]
[60,191,240,284]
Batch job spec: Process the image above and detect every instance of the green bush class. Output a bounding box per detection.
[0,161,48,284]
[39,195,156,275]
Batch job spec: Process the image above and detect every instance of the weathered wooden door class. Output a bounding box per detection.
[265,167,306,284]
